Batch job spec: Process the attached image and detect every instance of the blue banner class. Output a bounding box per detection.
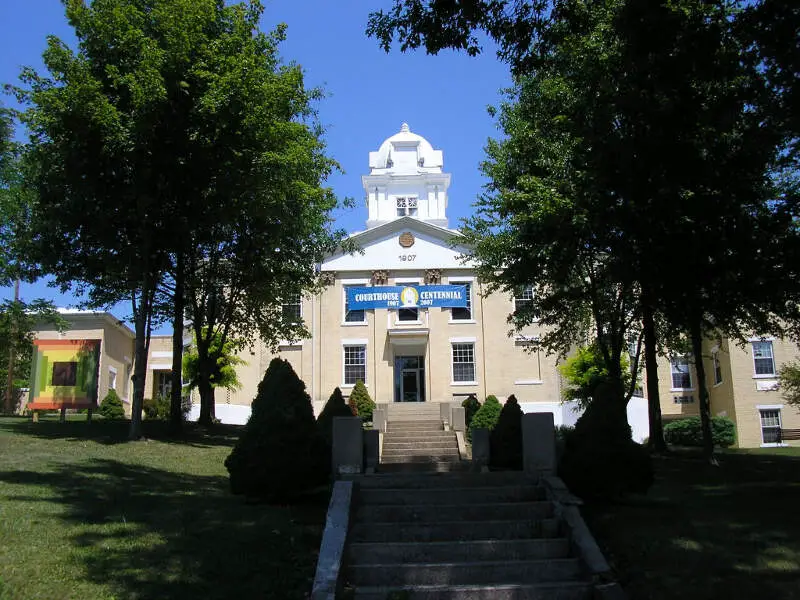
[347,285,467,310]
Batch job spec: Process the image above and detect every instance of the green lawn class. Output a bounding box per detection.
[0,417,327,600]
[584,448,800,600]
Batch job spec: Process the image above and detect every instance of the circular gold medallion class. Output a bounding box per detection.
[399,232,415,248]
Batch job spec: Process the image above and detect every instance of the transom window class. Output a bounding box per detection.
[451,282,472,320]
[752,341,775,376]
[514,285,534,313]
[344,345,366,385]
[452,343,476,382]
[670,356,692,389]
[760,408,781,444]
[396,197,418,217]
[281,294,301,323]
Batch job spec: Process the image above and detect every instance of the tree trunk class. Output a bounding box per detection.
[689,318,715,463]
[3,279,20,414]
[642,299,666,452]
[198,374,215,425]
[169,253,185,434]
[129,301,148,440]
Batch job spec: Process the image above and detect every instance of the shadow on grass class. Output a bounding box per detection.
[583,451,800,600]
[0,457,327,600]
[0,416,243,448]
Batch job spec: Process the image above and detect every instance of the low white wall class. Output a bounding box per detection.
[187,403,251,425]
[519,397,650,444]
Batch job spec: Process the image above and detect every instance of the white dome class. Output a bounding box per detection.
[369,123,444,174]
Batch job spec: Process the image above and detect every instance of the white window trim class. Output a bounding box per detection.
[750,339,777,378]
[515,379,544,385]
[342,280,369,326]
[392,278,422,326]
[711,350,723,387]
[394,277,422,284]
[670,356,693,392]
[512,285,538,322]
[448,279,475,323]
[395,196,419,217]
[450,340,477,386]
[757,404,785,447]
[108,366,117,392]
[341,340,368,388]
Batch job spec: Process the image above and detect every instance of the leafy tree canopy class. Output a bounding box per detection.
[182,329,245,392]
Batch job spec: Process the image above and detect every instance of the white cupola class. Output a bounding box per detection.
[362,123,452,229]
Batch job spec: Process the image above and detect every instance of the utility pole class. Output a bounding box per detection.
[4,278,20,414]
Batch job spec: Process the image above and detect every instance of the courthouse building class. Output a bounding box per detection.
[225,124,564,421]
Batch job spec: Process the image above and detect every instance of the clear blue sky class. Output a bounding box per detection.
[0,0,511,332]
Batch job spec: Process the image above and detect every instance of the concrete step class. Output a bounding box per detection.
[355,501,553,524]
[348,558,583,587]
[381,447,460,458]
[381,454,462,464]
[348,471,531,488]
[350,518,561,543]
[348,538,571,564]
[378,461,472,474]
[384,430,454,439]
[387,422,444,432]
[382,440,458,450]
[352,582,593,600]
[359,485,546,505]
[387,415,444,422]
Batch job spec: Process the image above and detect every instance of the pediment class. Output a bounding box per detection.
[323,219,474,271]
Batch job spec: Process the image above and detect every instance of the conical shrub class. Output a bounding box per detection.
[225,358,326,501]
[461,394,481,428]
[99,390,125,420]
[490,395,523,470]
[468,394,502,442]
[348,380,375,423]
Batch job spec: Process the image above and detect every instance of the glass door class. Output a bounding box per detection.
[394,355,426,402]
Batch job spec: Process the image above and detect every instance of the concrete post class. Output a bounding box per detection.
[363,429,379,473]
[373,408,387,433]
[332,416,363,476]
[439,402,451,427]
[523,412,556,476]
[472,427,490,472]
[451,406,466,432]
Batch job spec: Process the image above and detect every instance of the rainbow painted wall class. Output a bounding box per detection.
[27,339,101,410]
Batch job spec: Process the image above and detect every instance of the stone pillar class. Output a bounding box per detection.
[373,408,387,433]
[363,429,379,473]
[523,412,556,476]
[472,427,490,472]
[451,406,466,432]
[439,402,451,428]
[332,416,363,476]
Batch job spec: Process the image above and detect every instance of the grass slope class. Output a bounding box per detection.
[585,448,800,600]
[0,417,327,600]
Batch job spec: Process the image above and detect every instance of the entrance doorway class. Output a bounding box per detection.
[394,355,425,402]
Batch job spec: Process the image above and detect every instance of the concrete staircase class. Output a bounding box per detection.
[380,403,464,474]
[343,471,593,599]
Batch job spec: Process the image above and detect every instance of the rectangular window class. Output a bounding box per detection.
[344,285,366,323]
[52,362,77,386]
[760,408,781,443]
[156,371,172,399]
[398,307,419,321]
[108,367,117,393]
[670,356,692,389]
[344,345,366,385]
[124,364,131,398]
[752,341,775,376]
[514,285,534,313]
[451,282,472,320]
[396,196,418,217]
[673,395,694,404]
[712,351,723,385]
[281,294,301,323]
[452,343,476,382]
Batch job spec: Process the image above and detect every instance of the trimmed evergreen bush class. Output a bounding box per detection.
[468,394,502,442]
[98,390,125,419]
[559,382,653,500]
[317,387,355,461]
[143,394,192,421]
[664,416,736,447]
[462,394,481,429]
[224,358,326,501]
[348,380,375,423]
[490,395,523,470]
